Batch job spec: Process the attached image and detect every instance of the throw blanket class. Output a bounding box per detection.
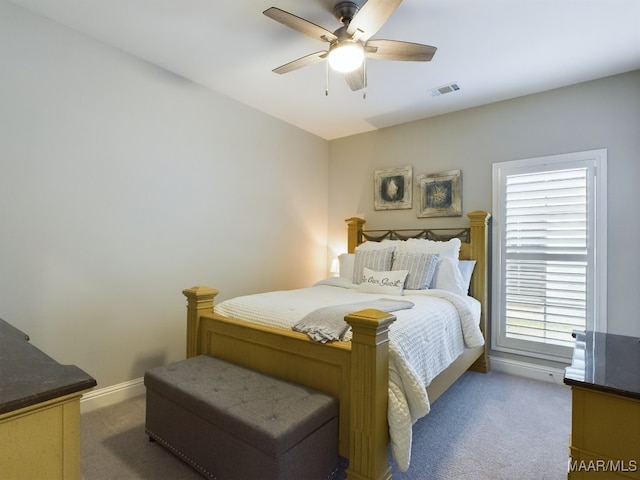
[292,298,415,343]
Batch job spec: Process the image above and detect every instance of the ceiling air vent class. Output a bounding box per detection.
[429,82,461,97]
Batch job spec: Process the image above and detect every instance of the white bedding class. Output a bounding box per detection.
[214,278,484,471]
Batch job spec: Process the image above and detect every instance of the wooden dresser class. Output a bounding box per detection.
[0,318,96,480]
[564,330,640,479]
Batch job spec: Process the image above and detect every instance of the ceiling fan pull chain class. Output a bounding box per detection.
[325,60,329,96]
[363,58,367,100]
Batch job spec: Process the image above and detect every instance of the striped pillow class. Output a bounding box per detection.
[353,247,395,284]
[392,252,440,290]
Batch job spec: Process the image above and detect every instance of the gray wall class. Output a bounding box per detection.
[0,1,329,389]
[328,70,640,342]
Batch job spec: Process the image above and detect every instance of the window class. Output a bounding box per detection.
[492,150,607,361]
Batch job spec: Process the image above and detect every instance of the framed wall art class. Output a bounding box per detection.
[417,169,462,217]
[374,166,412,210]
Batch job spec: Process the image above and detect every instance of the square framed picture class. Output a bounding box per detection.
[417,169,462,217]
[374,166,412,210]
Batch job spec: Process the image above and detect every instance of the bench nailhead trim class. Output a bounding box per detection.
[146,427,217,480]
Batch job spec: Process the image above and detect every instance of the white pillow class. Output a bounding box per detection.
[398,237,462,264]
[431,257,467,296]
[358,268,408,295]
[458,260,476,294]
[352,247,395,285]
[392,252,440,290]
[338,253,355,282]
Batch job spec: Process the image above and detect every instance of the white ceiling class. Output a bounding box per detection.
[9,0,640,140]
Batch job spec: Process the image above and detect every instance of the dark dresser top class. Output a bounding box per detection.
[0,318,97,415]
[564,330,640,401]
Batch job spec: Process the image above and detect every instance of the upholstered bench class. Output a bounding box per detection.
[144,355,339,480]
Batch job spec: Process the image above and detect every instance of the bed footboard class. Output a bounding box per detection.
[183,286,395,480]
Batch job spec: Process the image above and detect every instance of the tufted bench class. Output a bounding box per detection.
[144,355,339,480]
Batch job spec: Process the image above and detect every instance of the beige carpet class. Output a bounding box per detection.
[81,370,571,479]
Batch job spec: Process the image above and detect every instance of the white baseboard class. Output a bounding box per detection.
[80,377,145,414]
[489,356,567,385]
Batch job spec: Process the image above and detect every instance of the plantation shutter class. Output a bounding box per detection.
[504,168,588,348]
[493,150,606,361]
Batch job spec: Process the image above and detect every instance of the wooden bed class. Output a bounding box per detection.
[182,210,490,480]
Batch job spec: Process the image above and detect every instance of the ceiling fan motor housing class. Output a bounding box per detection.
[328,2,365,74]
[333,1,360,27]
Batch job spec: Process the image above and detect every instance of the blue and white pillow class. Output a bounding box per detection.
[392,252,440,290]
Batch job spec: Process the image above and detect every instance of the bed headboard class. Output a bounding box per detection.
[345,210,491,372]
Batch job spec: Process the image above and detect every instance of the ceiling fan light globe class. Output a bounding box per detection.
[328,41,364,73]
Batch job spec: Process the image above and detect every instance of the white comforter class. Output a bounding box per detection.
[214,278,484,471]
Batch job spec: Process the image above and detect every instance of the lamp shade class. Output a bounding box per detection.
[330,258,340,276]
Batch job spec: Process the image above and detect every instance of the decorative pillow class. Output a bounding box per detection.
[399,237,462,264]
[358,268,408,295]
[458,260,476,294]
[392,252,440,290]
[338,253,355,282]
[431,257,467,296]
[353,247,395,284]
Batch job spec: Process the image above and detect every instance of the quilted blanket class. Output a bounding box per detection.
[214,282,483,471]
[386,289,484,470]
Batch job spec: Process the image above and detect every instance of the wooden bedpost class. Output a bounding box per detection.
[467,210,491,373]
[344,309,395,480]
[345,217,366,253]
[182,286,218,358]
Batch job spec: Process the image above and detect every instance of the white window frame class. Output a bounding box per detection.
[492,149,607,361]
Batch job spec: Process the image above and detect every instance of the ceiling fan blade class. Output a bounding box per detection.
[273,51,328,74]
[347,0,402,41]
[264,7,337,43]
[344,65,366,91]
[365,39,437,61]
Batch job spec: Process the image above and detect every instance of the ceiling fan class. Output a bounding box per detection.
[264,0,437,93]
